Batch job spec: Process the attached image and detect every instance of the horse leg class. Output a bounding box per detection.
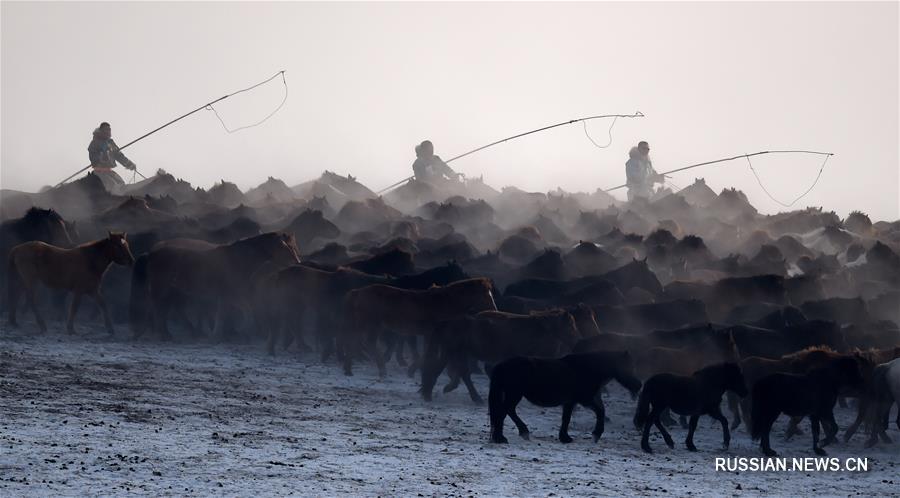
[654,412,676,449]
[640,411,656,453]
[382,333,399,365]
[154,298,173,341]
[726,391,742,430]
[66,293,82,334]
[419,344,448,402]
[759,418,777,457]
[740,397,753,433]
[586,398,606,442]
[457,358,484,405]
[660,408,678,427]
[92,292,115,336]
[685,414,700,452]
[369,330,388,378]
[406,336,421,378]
[895,402,899,432]
[489,388,510,444]
[25,286,47,333]
[864,401,889,448]
[784,416,805,440]
[442,370,462,393]
[880,403,893,443]
[558,402,576,443]
[506,396,530,440]
[710,406,731,449]
[844,396,867,443]
[810,415,826,456]
[821,411,839,447]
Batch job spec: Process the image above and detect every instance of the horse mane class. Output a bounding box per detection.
[23,207,63,223]
[780,345,835,360]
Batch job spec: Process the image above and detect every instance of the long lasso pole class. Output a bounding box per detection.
[55,70,286,187]
[603,150,834,192]
[376,111,645,195]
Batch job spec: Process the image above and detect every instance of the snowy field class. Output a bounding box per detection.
[1,321,898,497]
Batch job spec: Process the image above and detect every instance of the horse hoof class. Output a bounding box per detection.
[665,440,675,449]
[592,433,603,443]
[559,434,573,444]
[730,420,741,431]
[814,448,827,456]
[471,396,485,406]
[641,444,653,454]
[763,449,777,457]
[864,439,877,449]
[491,436,509,444]
[520,432,530,441]
[880,434,893,444]
[686,444,698,452]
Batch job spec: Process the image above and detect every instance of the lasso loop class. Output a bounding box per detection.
[205,71,288,133]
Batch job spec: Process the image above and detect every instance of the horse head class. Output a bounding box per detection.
[106,231,135,266]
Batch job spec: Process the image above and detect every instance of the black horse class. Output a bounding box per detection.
[488,351,641,444]
[751,356,865,456]
[634,363,748,453]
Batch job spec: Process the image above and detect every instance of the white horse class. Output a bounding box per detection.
[865,357,900,447]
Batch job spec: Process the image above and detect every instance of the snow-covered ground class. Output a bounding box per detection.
[1,321,898,497]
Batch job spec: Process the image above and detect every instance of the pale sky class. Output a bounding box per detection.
[2,1,898,220]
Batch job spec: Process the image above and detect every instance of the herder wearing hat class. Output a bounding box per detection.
[88,122,137,192]
[411,140,463,185]
[625,140,663,201]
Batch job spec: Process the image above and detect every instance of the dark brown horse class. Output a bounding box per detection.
[7,232,134,334]
[751,356,865,456]
[256,264,392,357]
[731,347,872,432]
[1,207,75,312]
[489,351,641,444]
[342,278,497,376]
[635,363,748,453]
[132,232,300,340]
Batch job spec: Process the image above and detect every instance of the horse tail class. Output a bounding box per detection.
[750,395,766,441]
[633,385,651,429]
[128,254,150,336]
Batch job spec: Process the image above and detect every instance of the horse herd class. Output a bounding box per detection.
[2,171,900,457]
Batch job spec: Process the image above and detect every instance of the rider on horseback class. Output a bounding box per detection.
[625,140,664,201]
[88,122,137,191]
[411,140,463,186]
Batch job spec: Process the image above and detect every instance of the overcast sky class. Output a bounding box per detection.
[2,1,897,220]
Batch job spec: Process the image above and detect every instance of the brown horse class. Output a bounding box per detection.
[7,232,134,334]
[732,347,873,433]
[256,264,392,357]
[342,278,497,376]
[421,309,581,403]
[132,232,300,340]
